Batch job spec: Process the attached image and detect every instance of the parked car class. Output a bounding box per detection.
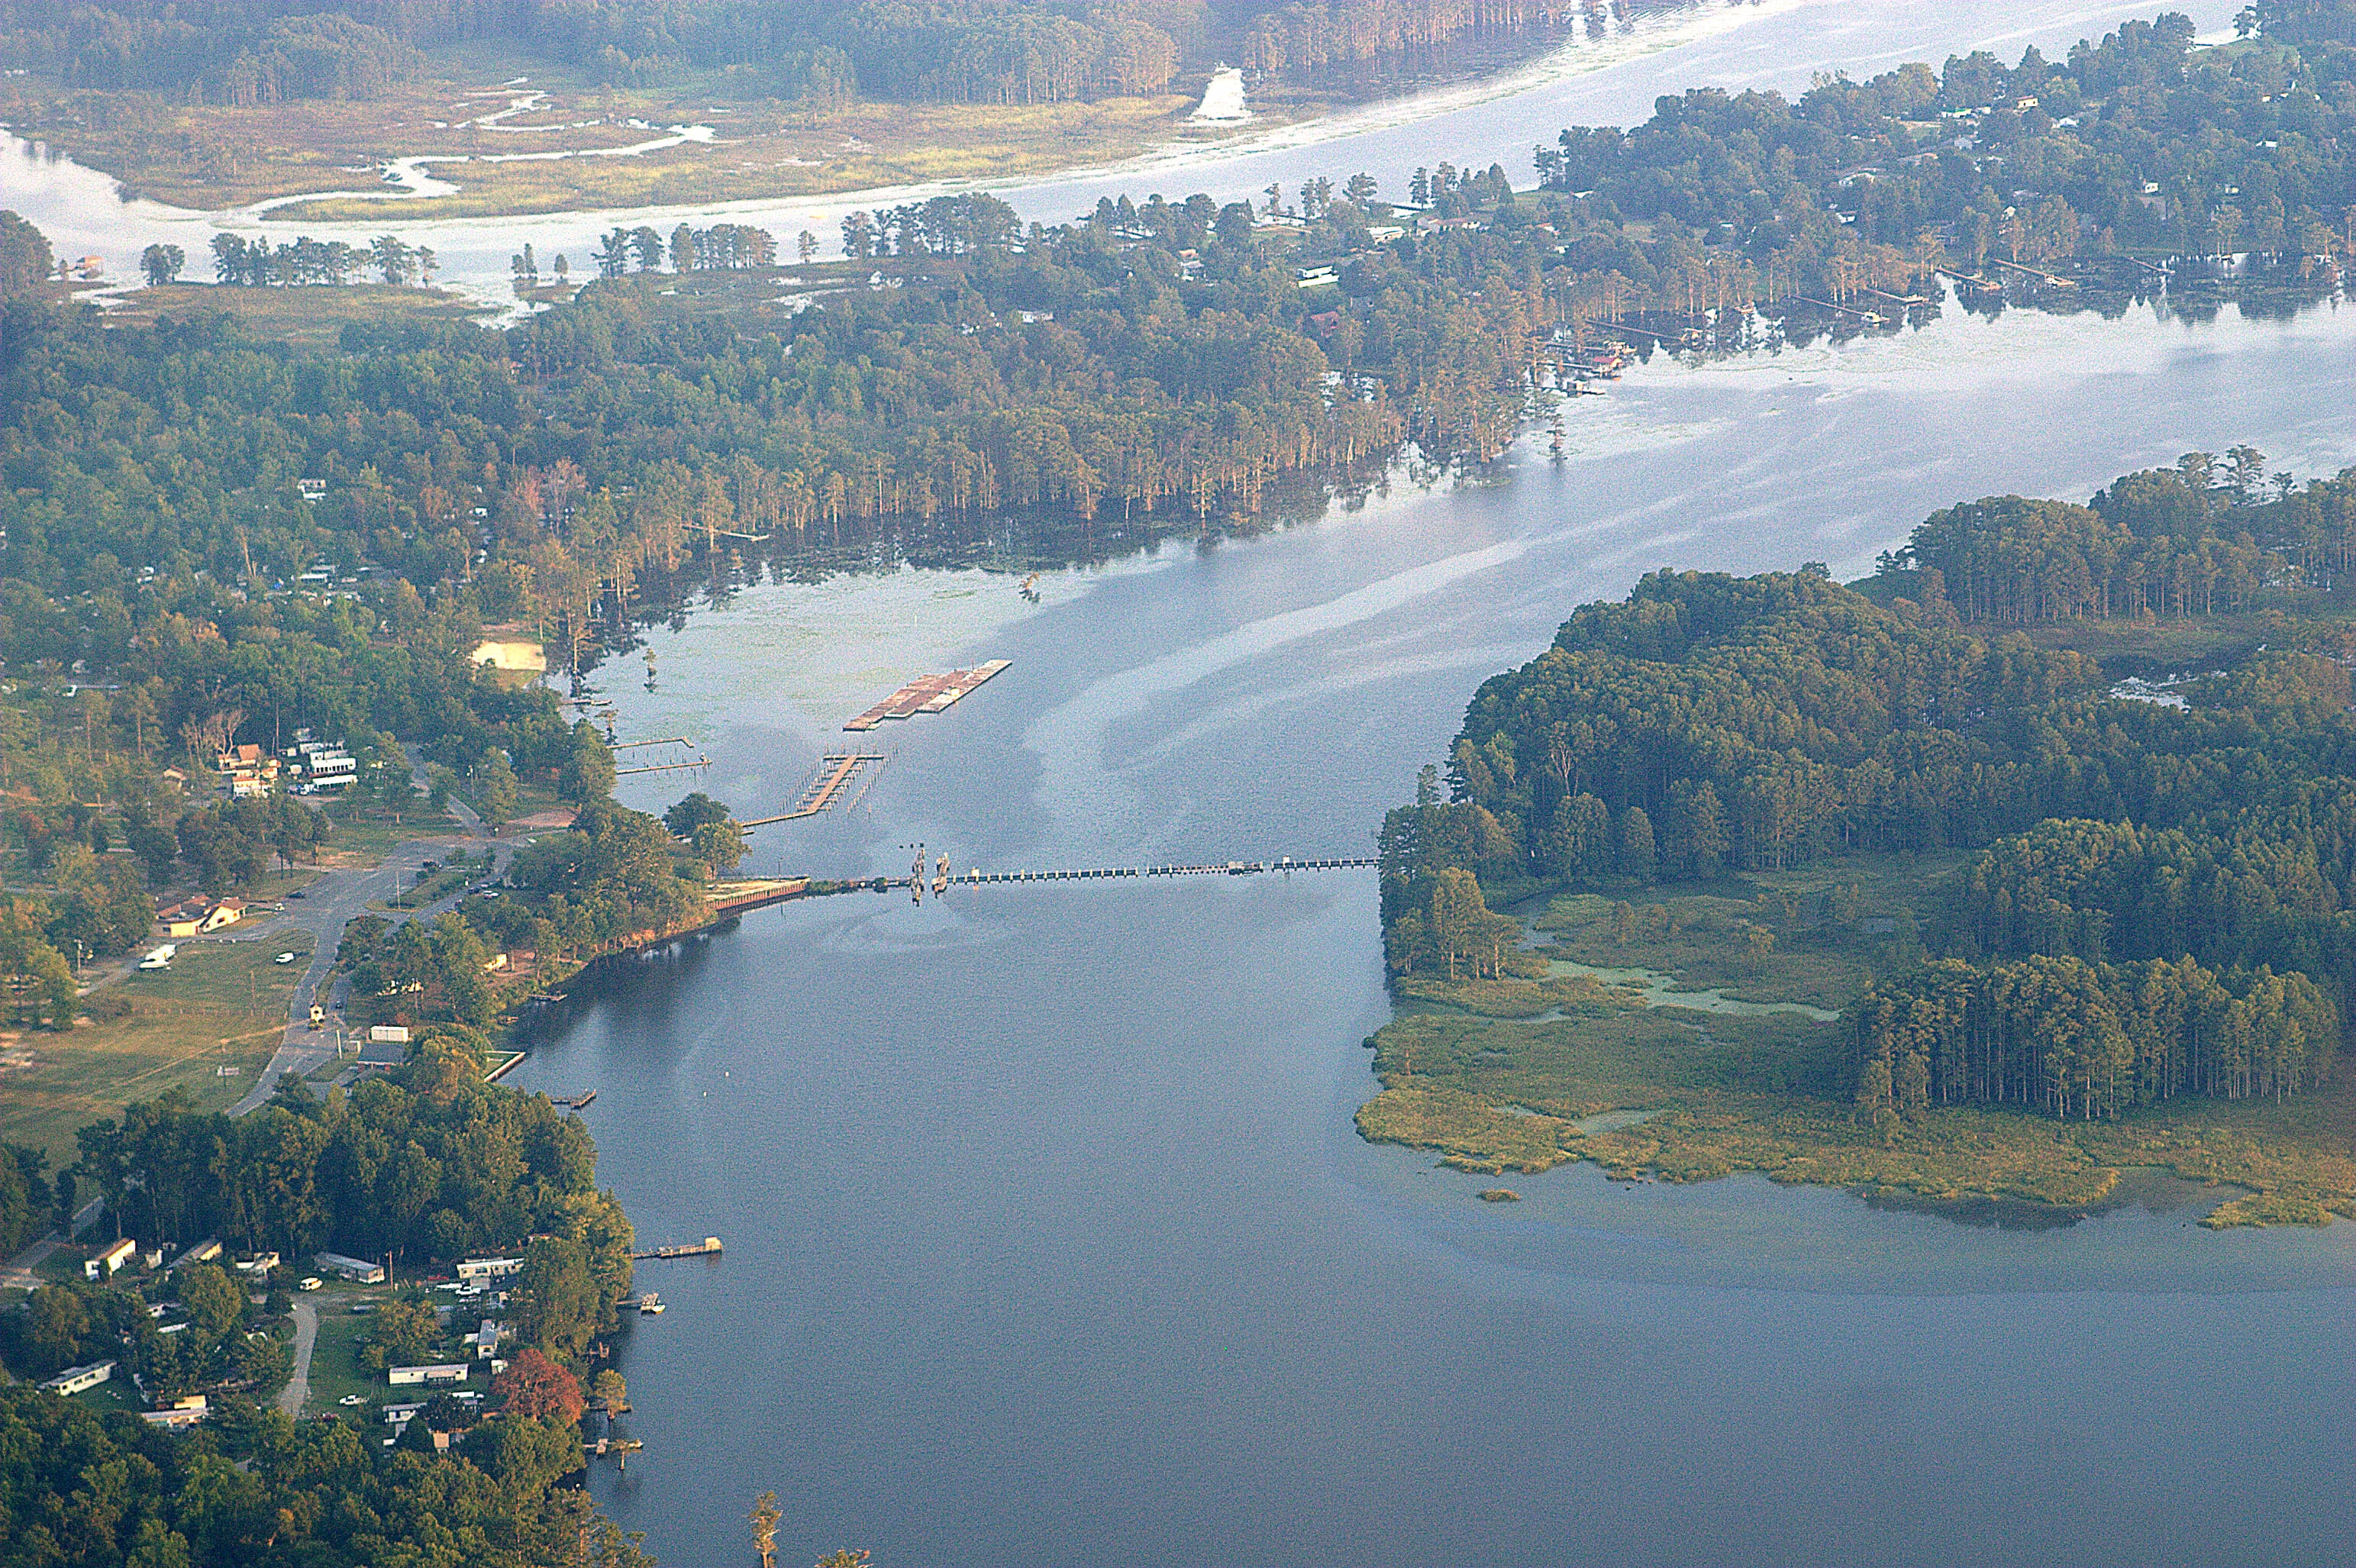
[274,951,299,965]
[299,1276,323,1291]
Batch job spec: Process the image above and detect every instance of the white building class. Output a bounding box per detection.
[42,1360,115,1395]
[388,1363,470,1387]
[456,1256,523,1283]
[315,1251,387,1284]
[85,1238,137,1279]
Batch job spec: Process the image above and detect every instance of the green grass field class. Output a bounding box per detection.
[300,1294,395,1416]
[0,937,309,1168]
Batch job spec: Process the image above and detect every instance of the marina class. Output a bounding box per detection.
[739,754,888,828]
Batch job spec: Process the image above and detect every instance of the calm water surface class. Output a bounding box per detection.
[510,296,2356,1566]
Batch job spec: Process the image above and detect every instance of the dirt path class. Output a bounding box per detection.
[277,1296,319,1418]
[0,1198,104,1292]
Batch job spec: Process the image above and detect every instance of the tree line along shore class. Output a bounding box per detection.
[0,0,1675,216]
[0,8,2351,1561]
[1368,453,2356,1224]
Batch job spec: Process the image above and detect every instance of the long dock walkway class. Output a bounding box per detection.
[862,857,1377,893]
[740,753,886,827]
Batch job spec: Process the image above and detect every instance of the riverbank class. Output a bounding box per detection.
[0,63,1250,221]
[1358,871,2356,1229]
[0,8,1690,224]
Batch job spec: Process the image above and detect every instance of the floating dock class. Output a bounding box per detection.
[844,660,1011,731]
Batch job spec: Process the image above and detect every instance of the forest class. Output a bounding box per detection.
[0,0,1619,109]
[1380,457,2356,1121]
[0,1376,649,1568]
[1535,5,2356,297]
[0,1039,651,1568]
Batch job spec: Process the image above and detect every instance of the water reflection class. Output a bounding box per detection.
[508,278,2356,1568]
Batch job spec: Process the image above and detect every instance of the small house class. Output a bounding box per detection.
[166,1238,221,1270]
[41,1360,115,1395]
[315,1251,387,1284]
[85,1238,137,1280]
[388,1364,470,1388]
[456,1256,524,1284]
[140,1395,208,1429]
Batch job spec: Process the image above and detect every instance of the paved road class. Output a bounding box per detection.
[0,1198,105,1292]
[277,1295,319,1417]
[230,753,510,1115]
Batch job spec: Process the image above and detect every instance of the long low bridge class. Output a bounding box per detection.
[870,856,1376,895]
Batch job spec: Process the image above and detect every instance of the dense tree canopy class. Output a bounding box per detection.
[0,1385,647,1568]
[71,1040,630,1275]
[0,0,1609,109]
[1384,463,2356,1120]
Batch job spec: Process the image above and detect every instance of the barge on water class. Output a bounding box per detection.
[844,660,1012,731]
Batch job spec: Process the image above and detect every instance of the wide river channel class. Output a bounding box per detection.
[8,2,2350,1559]
[508,290,2356,1566]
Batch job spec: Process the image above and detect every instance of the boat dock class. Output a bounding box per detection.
[631,1235,722,1261]
[739,754,887,827]
[844,660,1012,731]
[704,879,810,915]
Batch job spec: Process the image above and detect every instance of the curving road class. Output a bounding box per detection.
[230,751,508,1116]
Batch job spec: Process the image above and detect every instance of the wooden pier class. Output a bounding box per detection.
[1992,257,2077,289]
[740,754,886,827]
[631,1236,722,1261]
[704,879,810,916]
[1934,266,2006,297]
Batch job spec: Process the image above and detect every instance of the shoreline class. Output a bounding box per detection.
[0,3,1799,231]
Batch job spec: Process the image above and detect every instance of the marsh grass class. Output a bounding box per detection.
[2,53,1257,218]
[1366,869,2356,1225]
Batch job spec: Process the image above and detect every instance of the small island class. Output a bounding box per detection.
[1363,457,2356,1227]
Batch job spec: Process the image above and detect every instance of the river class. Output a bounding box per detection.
[2,0,2238,307]
[8,4,2349,1558]
[504,291,2356,1567]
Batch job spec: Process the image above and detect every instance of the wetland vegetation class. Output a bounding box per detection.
[1367,460,2356,1226]
[0,0,1649,217]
